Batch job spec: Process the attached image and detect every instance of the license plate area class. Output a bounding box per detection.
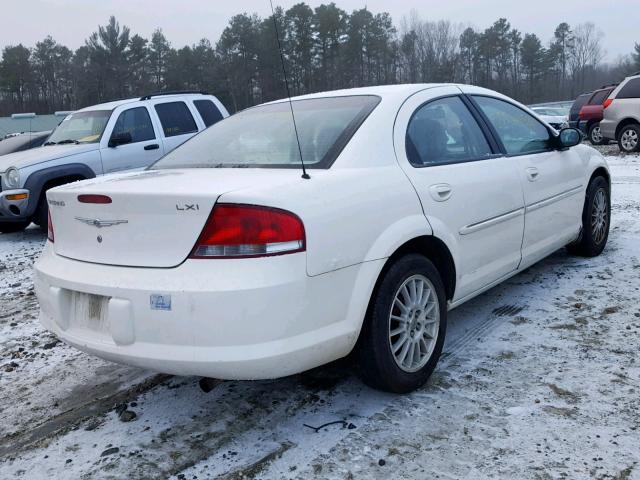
[69,291,111,334]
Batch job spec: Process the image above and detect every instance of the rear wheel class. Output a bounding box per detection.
[0,221,29,233]
[588,123,607,146]
[618,124,640,153]
[357,254,447,393]
[567,176,610,257]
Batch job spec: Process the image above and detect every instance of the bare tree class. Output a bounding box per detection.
[570,22,605,93]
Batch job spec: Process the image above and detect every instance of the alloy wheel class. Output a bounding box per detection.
[591,188,608,245]
[620,128,638,151]
[388,274,440,373]
[590,126,603,144]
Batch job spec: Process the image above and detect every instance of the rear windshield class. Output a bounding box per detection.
[151,95,380,170]
[589,89,612,105]
[570,94,591,116]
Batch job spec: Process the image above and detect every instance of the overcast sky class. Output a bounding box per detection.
[1,0,637,61]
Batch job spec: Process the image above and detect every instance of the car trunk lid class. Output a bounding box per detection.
[47,169,301,268]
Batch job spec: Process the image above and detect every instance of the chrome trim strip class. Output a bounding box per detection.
[525,185,583,213]
[459,207,525,235]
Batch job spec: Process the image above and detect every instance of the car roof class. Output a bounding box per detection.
[265,84,459,104]
[75,93,216,113]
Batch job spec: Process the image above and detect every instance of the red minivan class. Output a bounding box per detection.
[578,85,616,145]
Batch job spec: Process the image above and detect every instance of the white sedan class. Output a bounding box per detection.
[35,84,610,393]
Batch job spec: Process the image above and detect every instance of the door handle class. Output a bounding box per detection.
[526,167,539,181]
[144,144,160,151]
[429,183,452,202]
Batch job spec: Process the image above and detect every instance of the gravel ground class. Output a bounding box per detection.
[0,146,638,479]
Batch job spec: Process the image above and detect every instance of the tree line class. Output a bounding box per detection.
[1,3,639,117]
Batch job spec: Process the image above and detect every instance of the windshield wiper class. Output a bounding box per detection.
[43,141,56,146]
[55,139,80,145]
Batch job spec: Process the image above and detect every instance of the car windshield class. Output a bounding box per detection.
[46,110,112,145]
[151,95,380,170]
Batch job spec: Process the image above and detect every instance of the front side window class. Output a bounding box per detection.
[47,110,111,144]
[151,95,380,170]
[111,107,155,143]
[154,102,198,137]
[617,78,640,99]
[193,100,223,127]
[406,96,493,166]
[474,96,552,155]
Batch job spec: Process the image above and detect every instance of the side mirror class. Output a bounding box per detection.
[557,128,581,149]
[108,131,132,148]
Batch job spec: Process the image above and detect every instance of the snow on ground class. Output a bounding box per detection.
[0,147,638,479]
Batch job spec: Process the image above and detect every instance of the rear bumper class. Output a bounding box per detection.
[599,119,616,140]
[0,189,30,222]
[34,244,383,379]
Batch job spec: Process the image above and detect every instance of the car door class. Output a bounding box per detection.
[394,86,525,302]
[467,91,584,267]
[100,106,164,173]
[152,100,201,153]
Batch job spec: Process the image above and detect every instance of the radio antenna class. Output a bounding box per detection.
[269,0,310,180]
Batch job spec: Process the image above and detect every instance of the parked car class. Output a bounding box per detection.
[36,84,610,394]
[0,131,51,156]
[568,92,592,129]
[600,72,640,152]
[530,107,568,130]
[577,86,616,145]
[0,91,228,233]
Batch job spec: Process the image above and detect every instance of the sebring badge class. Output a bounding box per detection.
[74,217,128,228]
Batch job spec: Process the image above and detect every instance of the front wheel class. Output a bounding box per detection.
[567,176,610,257]
[618,124,640,153]
[357,254,447,393]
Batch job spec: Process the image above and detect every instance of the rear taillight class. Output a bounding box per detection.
[47,210,54,243]
[78,194,112,204]
[190,204,305,258]
[603,99,613,109]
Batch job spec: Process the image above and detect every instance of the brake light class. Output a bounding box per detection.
[78,194,112,204]
[190,204,305,258]
[47,210,54,243]
[603,99,613,109]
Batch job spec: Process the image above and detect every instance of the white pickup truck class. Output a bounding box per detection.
[0,91,229,232]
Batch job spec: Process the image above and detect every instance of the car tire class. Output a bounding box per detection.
[588,123,607,146]
[617,124,640,153]
[33,192,48,229]
[566,176,610,257]
[0,221,30,233]
[357,254,447,393]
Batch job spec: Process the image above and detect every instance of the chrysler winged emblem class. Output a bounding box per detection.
[74,217,128,228]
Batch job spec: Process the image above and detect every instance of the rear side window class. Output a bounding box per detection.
[589,89,612,105]
[406,96,492,166]
[154,102,198,137]
[474,96,552,155]
[617,78,640,99]
[111,107,155,143]
[193,100,223,127]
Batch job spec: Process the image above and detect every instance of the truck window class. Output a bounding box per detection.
[112,107,155,143]
[154,102,198,137]
[193,100,224,127]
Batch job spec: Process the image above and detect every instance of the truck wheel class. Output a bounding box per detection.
[588,123,607,146]
[357,254,447,393]
[0,221,30,233]
[34,193,48,229]
[618,124,640,153]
